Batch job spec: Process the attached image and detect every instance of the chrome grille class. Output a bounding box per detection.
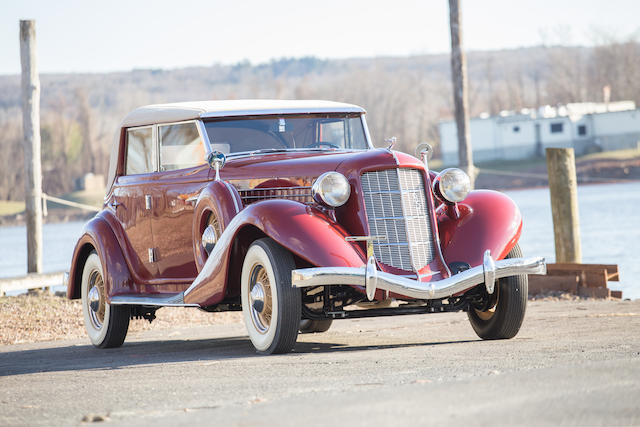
[361,168,435,271]
[239,186,313,205]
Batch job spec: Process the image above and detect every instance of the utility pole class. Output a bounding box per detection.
[20,20,43,274]
[448,0,476,187]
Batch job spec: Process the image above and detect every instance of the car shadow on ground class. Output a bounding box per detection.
[0,336,479,377]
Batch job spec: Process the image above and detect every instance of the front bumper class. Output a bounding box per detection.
[292,250,546,300]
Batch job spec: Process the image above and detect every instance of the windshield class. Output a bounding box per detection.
[203,114,369,155]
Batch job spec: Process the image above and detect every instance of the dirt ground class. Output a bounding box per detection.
[0,291,602,346]
[0,293,241,346]
[1,299,638,426]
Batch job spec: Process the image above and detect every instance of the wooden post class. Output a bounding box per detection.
[546,148,582,263]
[20,20,43,274]
[448,0,476,187]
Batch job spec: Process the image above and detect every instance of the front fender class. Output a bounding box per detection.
[249,201,367,268]
[183,199,366,306]
[67,212,133,301]
[437,190,523,268]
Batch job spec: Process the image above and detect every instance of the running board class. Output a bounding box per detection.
[110,293,199,307]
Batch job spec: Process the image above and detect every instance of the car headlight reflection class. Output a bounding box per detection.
[434,168,471,203]
[312,172,351,208]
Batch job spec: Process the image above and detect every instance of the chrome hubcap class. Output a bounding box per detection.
[201,224,217,255]
[248,265,272,334]
[86,270,105,329]
[250,282,265,313]
[88,286,100,313]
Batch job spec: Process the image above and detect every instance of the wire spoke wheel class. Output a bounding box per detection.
[249,265,273,334]
[81,251,130,348]
[241,238,301,354]
[87,269,106,329]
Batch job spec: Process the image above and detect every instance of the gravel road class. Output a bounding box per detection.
[1,299,639,426]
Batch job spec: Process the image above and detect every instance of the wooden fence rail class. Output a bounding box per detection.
[0,272,64,296]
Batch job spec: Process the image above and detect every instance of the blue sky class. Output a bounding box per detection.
[1,0,638,75]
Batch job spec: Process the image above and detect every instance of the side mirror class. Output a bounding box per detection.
[207,150,226,181]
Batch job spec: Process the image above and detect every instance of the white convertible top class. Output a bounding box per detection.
[121,99,365,127]
[106,100,366,194]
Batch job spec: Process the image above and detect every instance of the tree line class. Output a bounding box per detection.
[0,32,639,201]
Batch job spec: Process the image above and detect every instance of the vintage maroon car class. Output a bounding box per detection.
[66,100,546,354]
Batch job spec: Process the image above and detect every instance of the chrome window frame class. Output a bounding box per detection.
[156,120,209,172]
[197,113,373,160]
[124,124,156,176]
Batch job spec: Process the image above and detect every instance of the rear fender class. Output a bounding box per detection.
[67,213,133,301]
[437,190,523,268]
[183,199,366,306]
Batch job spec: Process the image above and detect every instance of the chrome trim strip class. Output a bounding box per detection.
[196,119,213,156]
[225,148,367,160]
[223,181,241,213]
[241,186,312,191]
[291,252,546,301]
[241,194,312,200]
[345,235,386,242]
[361,115,374,149]
[200,106,365,119]
[110,293,199,307]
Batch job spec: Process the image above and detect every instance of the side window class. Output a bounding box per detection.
[159,122,204,171]
[125,127,155,175]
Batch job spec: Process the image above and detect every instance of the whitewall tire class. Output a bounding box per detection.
[241,238,301,354]
[81,252,130,348]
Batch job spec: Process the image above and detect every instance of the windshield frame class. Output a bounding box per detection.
[199,113,373,159]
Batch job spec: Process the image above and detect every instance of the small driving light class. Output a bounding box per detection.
[312,172,351,207]
[434,168,470,203]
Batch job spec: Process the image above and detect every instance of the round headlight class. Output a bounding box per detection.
[434,168,471,203]
[312,172,351,207]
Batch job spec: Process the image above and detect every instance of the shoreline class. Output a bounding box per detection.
[2,156,639,228]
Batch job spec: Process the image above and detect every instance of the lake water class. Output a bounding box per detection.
[1,181,639,299]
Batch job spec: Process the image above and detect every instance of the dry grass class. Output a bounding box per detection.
[0,200,25,216]
[0,293,242,346]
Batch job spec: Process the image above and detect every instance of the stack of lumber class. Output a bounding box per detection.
[529,263,621,299]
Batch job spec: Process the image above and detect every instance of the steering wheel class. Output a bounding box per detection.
[306,141,340,149]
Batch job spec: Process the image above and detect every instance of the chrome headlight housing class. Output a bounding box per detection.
[433,168,471,203]
[312,172,351,208]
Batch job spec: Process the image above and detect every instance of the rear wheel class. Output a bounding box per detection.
[467,244,528,340]
[241,238,301,354]
[299,319,333,334]
[81,252,130,348]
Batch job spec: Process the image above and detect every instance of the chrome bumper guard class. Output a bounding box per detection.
[292,250,546,301]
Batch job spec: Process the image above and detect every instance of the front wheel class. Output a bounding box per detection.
[81,251,130,348]
[241,238,301,354]
[467,244,528,340]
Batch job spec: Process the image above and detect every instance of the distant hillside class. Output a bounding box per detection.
[1,41,639,200]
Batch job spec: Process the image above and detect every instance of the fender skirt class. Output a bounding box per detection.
[183,199,366,306]
[437,190,523,268]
